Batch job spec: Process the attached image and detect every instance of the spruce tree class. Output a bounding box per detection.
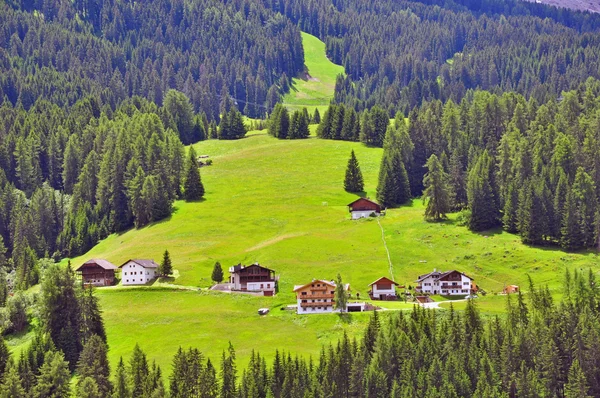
[422,154,451,221]
[77,335,112,397]
[561,189,581,250]
[376,126,411,207]
[112,358,130,398]
[32,351,71,398]
[129,344,149,398]
[0,363,26,398]
[212,262,224,283]
[184,147,204,201]
[564,360,591,398]
[79,287,106,344]
[344,150,364,193]
[77,377,102,398]
[220,343,237,398]
[160,250,173,276]
[312,108,321,124]
[467,151,500,232]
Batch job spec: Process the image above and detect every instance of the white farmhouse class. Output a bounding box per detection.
[119,259,160,285]
[368,277,400,300]
[415,269,474,296]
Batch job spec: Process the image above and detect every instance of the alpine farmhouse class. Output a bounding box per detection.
[229,263,277,296]
[368,276,401,300]
[119,259,160,285]
[293,279,350,314]
[347,198,382,220]
[76,259,118,286]
[415,270,475,296]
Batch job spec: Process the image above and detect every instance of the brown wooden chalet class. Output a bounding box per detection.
[348,197,382,219]
[229,263,277,296]
[76,259,118,287]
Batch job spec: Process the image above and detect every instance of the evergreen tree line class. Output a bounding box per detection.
[327,79,600,250]
[267,0,600,114]
[267,104,310,139]
[3,270,600,397]
[1,0,304,120]
[317,104,387,147]
[0,95,201,289]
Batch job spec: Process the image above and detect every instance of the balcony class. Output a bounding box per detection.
[299,293,334,299]
[300,301,334,308]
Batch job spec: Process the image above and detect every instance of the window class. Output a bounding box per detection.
[311,307,315,311]
[124,272,127,276]
[260,284,264,289]
[126,280,129,282]
[302,300,307,303]
[463,282,469,285]
[331,291,335,294]
[301,292,307,295]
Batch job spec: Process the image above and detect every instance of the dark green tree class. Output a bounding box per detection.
[467,151,500,232]
[423,154,452,221]
[344,150,364,193]
[212,262,224,284]
[184,147,204,201]
[32,351,71,398]
[160,250,173,277]
[77,335,112,397]
[0,363,26,398]
[112,358,130,398]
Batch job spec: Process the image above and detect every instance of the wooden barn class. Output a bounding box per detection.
[76,259,118,287]
[369,277,401,300]
[348,198,382,219]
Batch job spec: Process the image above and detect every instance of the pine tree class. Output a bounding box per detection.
[564,360,592,398]
[39,264,82,371]
[344,150,364,193]
[112,357,130,398]
[422,154,451,221]
[79,287,106,344]
[561,189,581,250]
[32,351,71,398]
[77,335,112,397]
[335,274,348,313]
[184,146,204,201]
[467,150,500,232]
[220,343,237,398]
[129,344,149,398]
[312,108,321,124]
[0,363,26,398]
[77,377,102,398]
[0,336,7,378]
[376,126,411,207]
[212,262,224,283]
[160,250,173,276]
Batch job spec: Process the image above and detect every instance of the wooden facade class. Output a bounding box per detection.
[229,263,276,295]
[293,279,350,314]
[76,259,118,287]
[369,276,401,300]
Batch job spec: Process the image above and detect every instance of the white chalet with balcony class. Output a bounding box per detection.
[415,269,474,296]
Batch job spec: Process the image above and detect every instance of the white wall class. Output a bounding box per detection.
[121,262,156,285]
[351,210,379,220]
[372,286,396,299]
[247,281,274,291]
[419,274,472,295]
[296,298,335,314]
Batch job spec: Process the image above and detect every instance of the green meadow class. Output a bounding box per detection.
[282,32,345,115]
[58,32,600,375]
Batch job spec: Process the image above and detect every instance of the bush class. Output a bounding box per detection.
[456,209,471,227]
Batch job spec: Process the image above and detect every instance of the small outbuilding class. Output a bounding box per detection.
[369,277,401,300]
[348,197,382,220]
[76,259,118,287]
[503,285,520,294]
[119,259,160,285]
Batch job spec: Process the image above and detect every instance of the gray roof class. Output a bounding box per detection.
[120,259,160,269]
[77,259,118,271]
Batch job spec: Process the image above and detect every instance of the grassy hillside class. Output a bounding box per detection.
[61,32,600,377]
[282,32,345,115]
[69,129,600,374]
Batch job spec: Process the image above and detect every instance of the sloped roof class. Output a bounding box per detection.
[347,197,380,207]
[230,263,275,274]
[293,279,350,292]
[416,270,474,282]
[76,259,118,271]
[119,259,160,269]
[368,276,399,287]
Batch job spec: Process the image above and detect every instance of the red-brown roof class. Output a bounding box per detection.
[76,259,118,271]
[368,276,399,286]
[347,197,380,208]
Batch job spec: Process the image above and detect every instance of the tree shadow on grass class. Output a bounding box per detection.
[337,312,353,324]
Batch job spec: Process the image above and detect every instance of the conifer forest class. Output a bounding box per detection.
[2,0,600,396]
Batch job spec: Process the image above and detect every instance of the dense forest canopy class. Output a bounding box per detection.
[268,0,600,113]
[1,0,304,119]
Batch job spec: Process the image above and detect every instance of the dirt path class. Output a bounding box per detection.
[377,217,395,281]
